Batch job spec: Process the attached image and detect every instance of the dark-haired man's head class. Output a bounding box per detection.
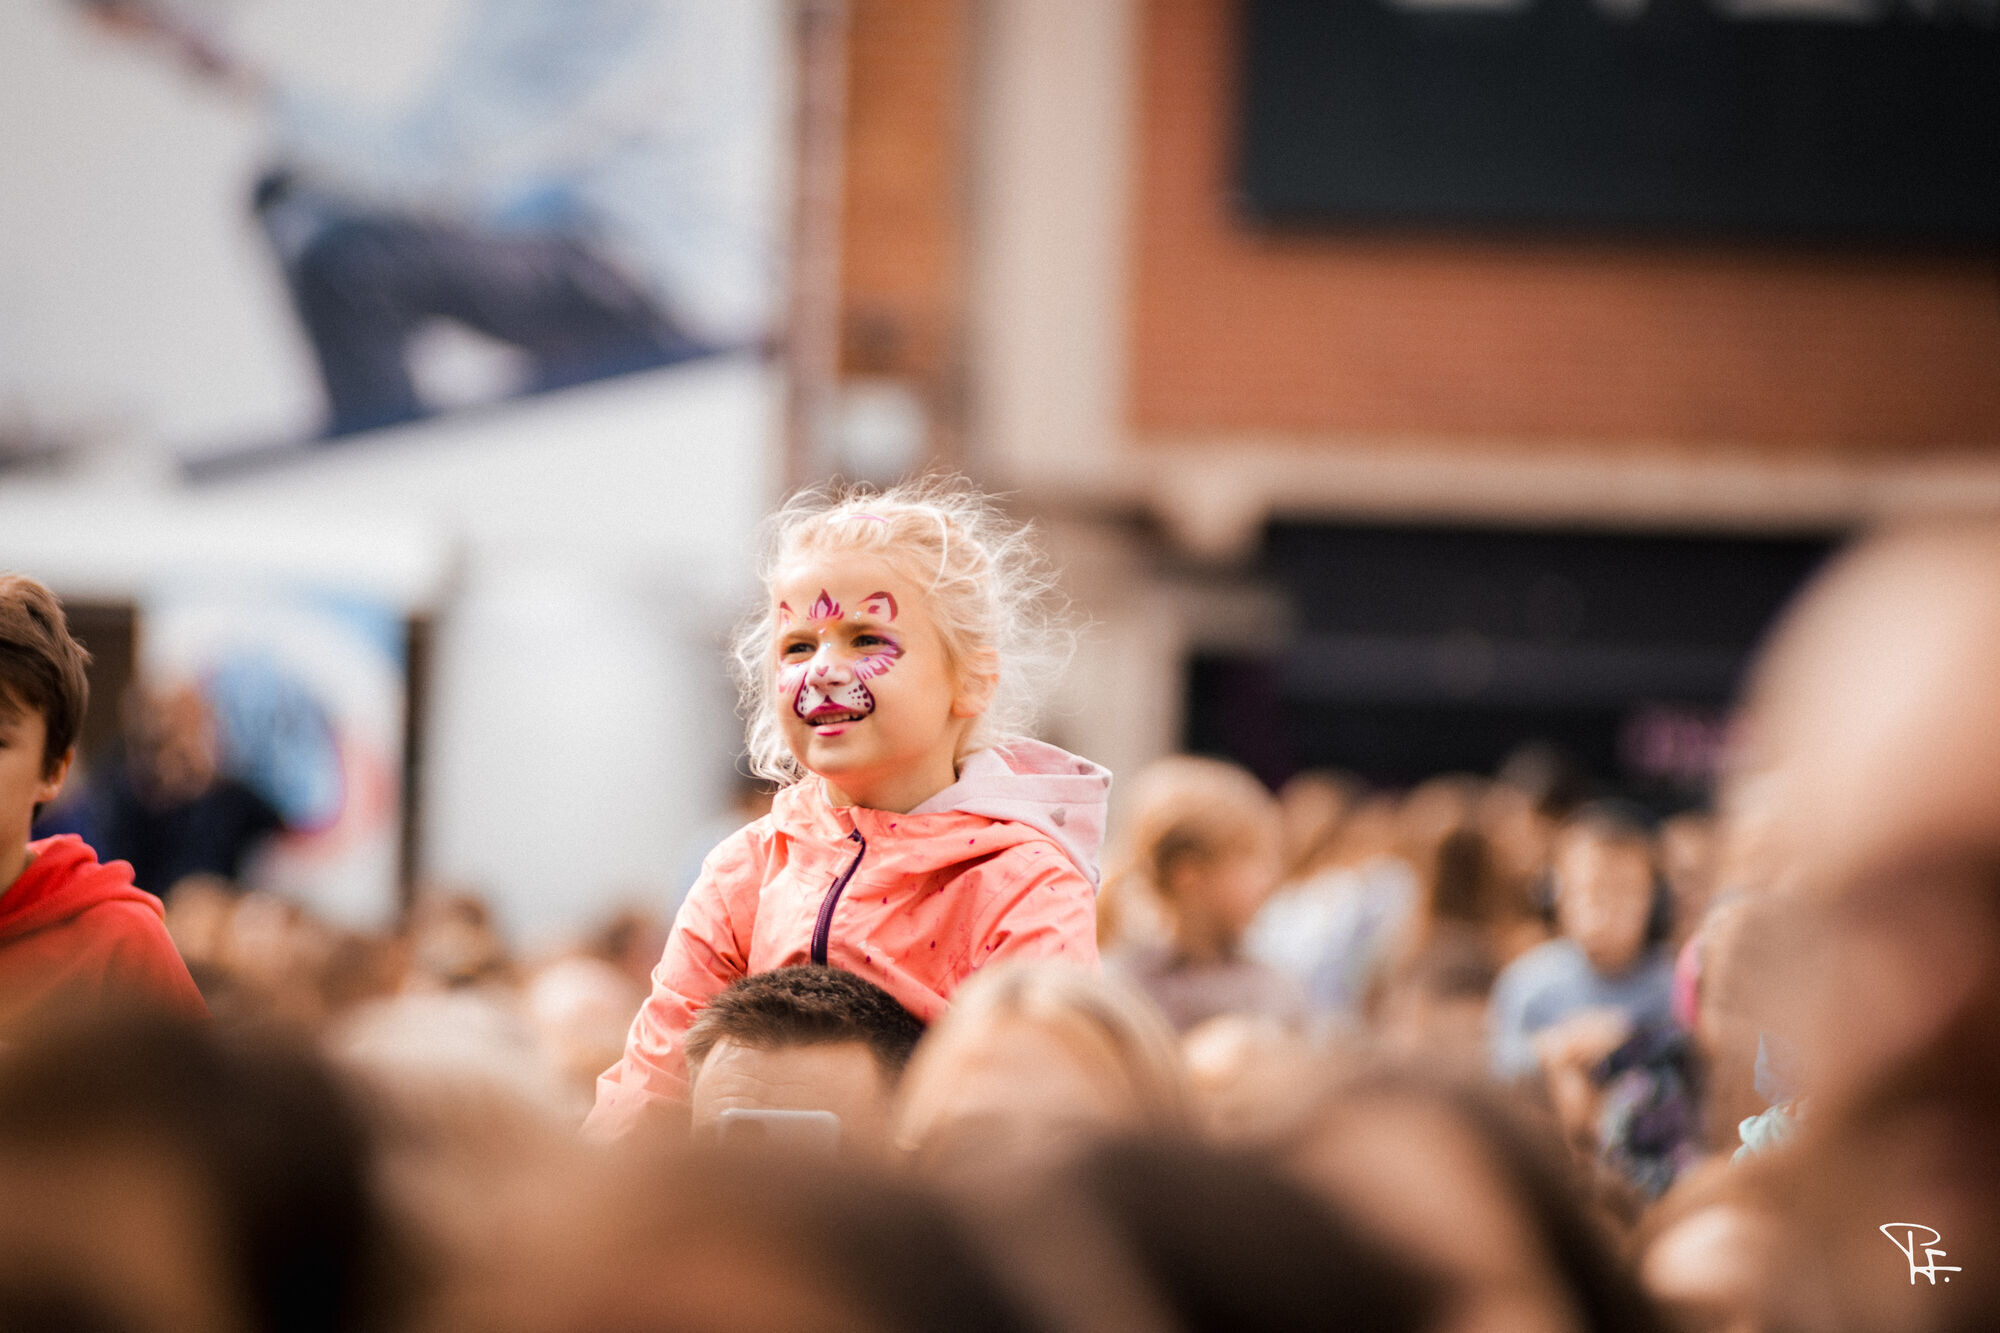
[0,575,88,887]
[686,966,924,1156]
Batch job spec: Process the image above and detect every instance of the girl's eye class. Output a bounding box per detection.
[781,641,814,658]
[853,634,883,648]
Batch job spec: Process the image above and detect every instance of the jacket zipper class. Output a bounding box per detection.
[810,829,867,966]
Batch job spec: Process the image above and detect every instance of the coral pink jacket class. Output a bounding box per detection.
[587,740,1108,1136]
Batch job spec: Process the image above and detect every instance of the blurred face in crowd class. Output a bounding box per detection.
[128,684,220,805]
[1553,829,1653,976]
[0,694,68,883]
[1658,812,1716,941]
[690,1038,897,1157]
[1163,837,1282,960]
[769,552,989,813]
[1729,525,2000,1325]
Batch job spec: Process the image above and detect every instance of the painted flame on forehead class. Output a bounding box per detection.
[779,588,895,633]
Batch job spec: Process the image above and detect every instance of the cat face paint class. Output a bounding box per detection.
[769,553,973,810]
[779,587,903,729]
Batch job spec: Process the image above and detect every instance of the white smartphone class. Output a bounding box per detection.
[713,1107,843,1154]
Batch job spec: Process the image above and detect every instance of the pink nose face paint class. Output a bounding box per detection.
[787,636,902,725]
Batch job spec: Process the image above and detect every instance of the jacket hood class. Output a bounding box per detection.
[910,739,1110,884]
[0,835,164,942]
[772,739,1112,886]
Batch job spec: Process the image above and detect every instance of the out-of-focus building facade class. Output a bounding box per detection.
[824,0,2000,806]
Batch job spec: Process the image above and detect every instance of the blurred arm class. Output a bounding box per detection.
[582,829,761,1139]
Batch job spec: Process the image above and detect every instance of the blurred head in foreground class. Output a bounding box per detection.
[1061,1135,1441,1333]
[0,1013,405,1333]
[1634,1159,1790,1333]
[1285,1071,1662,1333]
[686,964,925,1157]
[1725,521,2000,1329]
[451,1141,1041,1333]
[894,961,1191,1191]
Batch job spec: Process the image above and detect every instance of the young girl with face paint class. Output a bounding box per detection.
[588,480,1108,1137]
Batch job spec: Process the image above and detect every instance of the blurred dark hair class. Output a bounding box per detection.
[1566,798,1656,843]
[1430,824,1493,926]
[583,1142,1046,1333]
[0,1013,411,1333]
[1495,742,1591,819]
[0,573,91,778]
[1447,1088,1663,1329]
[1077,1136,1441,1333]
[1321,1072,1666,1333]
[686,964,926,1084]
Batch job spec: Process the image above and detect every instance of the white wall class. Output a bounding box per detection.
[209,356,779,943]
[0,0,786,945]
[0,352,778,947]
[0,0,465,450]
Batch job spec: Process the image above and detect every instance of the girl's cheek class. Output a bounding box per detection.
[777,663,808,703]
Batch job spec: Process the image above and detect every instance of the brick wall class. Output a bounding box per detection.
[1131,0,2000,460]
[837,0,972,402]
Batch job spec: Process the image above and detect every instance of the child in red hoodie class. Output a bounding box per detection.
[0,574,205,1040]
[589,481,1107,1136]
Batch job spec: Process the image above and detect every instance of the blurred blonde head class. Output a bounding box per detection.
[1101,755,1282,953]
[1729,520,2000,899]
[1275,769,1360,881]
[893,961,1191,1184]
[1181,1013,1332,1146]
[733,477,1073,785]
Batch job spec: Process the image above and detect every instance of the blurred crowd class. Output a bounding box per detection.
[5,521,2000,1333]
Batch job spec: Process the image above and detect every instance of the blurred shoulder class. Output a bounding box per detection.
[1493,936,1588,995]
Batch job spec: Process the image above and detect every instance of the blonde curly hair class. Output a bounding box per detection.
[732,477,1075,785]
